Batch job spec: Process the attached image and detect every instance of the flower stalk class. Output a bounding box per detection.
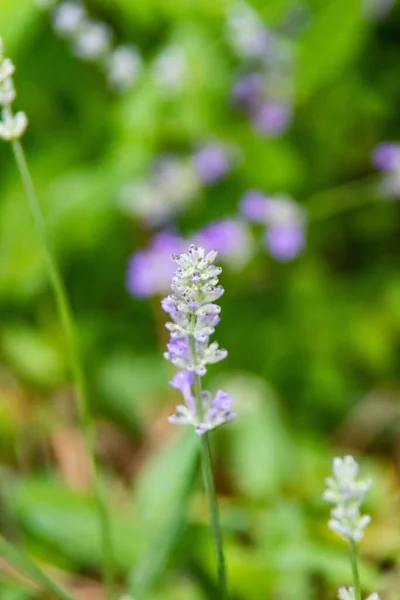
[162,245,234,597]
[0,39,116,600]
[349,539,362,600]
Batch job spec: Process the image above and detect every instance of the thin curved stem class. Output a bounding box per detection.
[11,140,116,600]
[306,174,381,222]
[194,373,229,600]
[349,539,362,600]
[0,535,75,600]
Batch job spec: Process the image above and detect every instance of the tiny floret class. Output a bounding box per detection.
[162,246,235,434]
[0,110,28,141]
[324,456,372,542]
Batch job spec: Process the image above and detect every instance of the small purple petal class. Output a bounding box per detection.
[265,223,305,261]
[253,102,292,136]
[240,190,270,223]
[372,143,400,172]
[192,144,230,184]
[169,370,195,392]
[212,390,233,411]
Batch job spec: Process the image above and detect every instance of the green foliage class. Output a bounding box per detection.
[0,0,399,597]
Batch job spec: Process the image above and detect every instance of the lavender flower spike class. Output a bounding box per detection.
[324,456,372,542]
[162,245,236,435]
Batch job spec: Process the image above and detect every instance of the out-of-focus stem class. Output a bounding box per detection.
[193,371,229,600]
[11,140,116,600]
[349,539,362,600]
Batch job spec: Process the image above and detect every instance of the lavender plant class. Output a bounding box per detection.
[0,36,116,600]
[162,244,235,598]
[324,456,380,600]
[240,189,307,261]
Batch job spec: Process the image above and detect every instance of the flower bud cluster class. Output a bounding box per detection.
[50,1,141,92]
[324,456,372,542]
[0,38,28,141]
[240,190,307,261]
[162,245,236,435]
[338,587,380,600]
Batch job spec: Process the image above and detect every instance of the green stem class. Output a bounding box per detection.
[194,373,229,600]
[10,140,116,600]
[349,539,362,600]
[306,174,380,222]
[0,535,75,600]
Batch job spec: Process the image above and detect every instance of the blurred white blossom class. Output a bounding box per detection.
[121,156,200,227]
[226,1,272,58]
[0,37,28,141]
[324,456,372,542]
[73,21,112,61]
[153,44,189,93]
[0,109,28,141]
[338,587,380,600]
[52,1,86,37]
[107,45,142,91]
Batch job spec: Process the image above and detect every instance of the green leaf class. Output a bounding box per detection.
[222,374,294,500]
[296,0,367,101]
[128,429,199,598]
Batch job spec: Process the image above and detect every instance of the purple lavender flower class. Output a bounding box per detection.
[263,195,306,261]
[192,143,231,184]
[126,232,184,298]
[265,223,305,261]
[232,73,263,108]
[253,101,292,136]
[372,142,400,172]
[162,245,235,434]
[372,142,400,200]
[194,218,254,269]
[240,190,270,223]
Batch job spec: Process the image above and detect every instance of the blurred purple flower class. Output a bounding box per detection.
[372,142,400,172]
[192,143,231,184]
[372,142,400,200]
[253,101,292,136]
[265,223,305,261]
[240,189,270,223]
[232,73,263,108]
[194,218,253,268]
[126,232,184,298]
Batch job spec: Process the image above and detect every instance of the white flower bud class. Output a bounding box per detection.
[0,78,16,106]
[52,1,86,37]
[73,21,112,61]
[324,456,372,543]
[0,59,15,84]
[0,110,28,141]
[107,45,141,92]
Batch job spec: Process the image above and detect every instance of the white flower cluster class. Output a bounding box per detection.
[338,587,380,600]
[0,38,28,141]
[50,1,141,91]
[120,156,200,227]
[324,456,372,542]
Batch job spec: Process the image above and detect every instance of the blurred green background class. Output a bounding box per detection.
[1,0,400,598]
